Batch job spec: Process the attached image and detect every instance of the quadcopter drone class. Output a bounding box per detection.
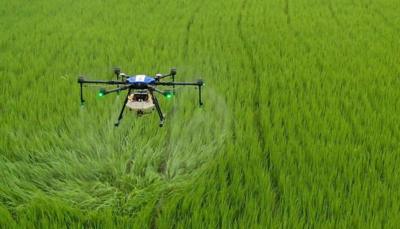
[77,67,204,127]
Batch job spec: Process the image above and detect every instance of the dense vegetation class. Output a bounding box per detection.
[1,0,400,227]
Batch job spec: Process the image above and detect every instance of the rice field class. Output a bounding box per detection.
[1,0,400,228]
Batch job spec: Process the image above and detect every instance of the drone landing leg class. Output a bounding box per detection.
[80,83,85,105]
[115,88,131,127]
[149,90,164,127]
[198,85,203,106]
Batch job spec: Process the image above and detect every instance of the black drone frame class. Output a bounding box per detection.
[78,68,203,127]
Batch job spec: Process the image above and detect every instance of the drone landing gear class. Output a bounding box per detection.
[149,90,164,127]
[114,88,132,127]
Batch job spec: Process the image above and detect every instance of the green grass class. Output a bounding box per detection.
[1,0,400,228]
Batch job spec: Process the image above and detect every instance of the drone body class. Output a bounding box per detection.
[78,68,204,127]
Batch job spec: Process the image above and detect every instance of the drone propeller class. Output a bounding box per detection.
[113,67,122,93]
[171,68,176,93]
[155,67,177,81]
[120,73,128,79]
[113,67,121,80]
[170,67,177,77]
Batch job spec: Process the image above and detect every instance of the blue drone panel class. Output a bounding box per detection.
[126,75,156,85]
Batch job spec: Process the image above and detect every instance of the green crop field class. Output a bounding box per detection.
[1,0,400,228]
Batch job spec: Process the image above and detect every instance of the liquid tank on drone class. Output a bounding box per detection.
[126,90,155,115]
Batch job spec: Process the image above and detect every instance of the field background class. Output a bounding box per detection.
[1,0,400,228]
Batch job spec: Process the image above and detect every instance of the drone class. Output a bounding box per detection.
[77,67,203,127]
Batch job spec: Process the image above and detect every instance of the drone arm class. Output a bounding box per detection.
[101,85,131,95]
[154,81,202,86]
[77,76,128,104]
[155,80,204,106]
[78,76,126,85]
[147,85,165,95]
[156,74,172,80]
